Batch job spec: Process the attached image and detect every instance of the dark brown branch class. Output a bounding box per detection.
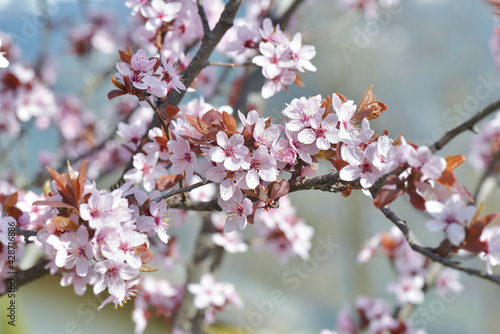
[15,227,38,244]
[379,206,500,285]
[430,98,500,153]
[197,0,210,34]
[0,258,50,297]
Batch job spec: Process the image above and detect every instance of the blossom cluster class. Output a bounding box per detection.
[28,162,174,309]
[227,17,317,98]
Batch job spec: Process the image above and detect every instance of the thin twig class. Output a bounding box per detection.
[473,149,500,202]
[379,206,500,285]
[15,227,39,244]
[197,0,210,34]
[430,98,500,153]
[205,61,257,69]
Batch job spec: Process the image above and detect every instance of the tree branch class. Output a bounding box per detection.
[197,0,210,34]
[379,205,500,285]
[430,98,500,153]
[0,258,50,297]
[205,61,257,68]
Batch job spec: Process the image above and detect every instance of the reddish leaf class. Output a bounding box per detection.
[33,200,77,210]
[107,89,127,100]
[352,102,388,125]
[4,192,18,208]
[445,155,466,170]
[436,170,457,187]
[334,92,348,103]
[156,174,183,191]
[222,111,237,134]
[373,187,405,209]
[462,212,499,253]
[357,85,375,111]
[46,166,67,194]
[408,191,426,211]
[184,114,207,135]
[269,180,290,200]
[118,49,131,63]
[110,76,125,90]
[164,105,180,120]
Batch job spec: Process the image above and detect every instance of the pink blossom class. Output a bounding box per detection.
[387,275,425,305]
[424,194,476,246]
[434,268,464,297]
[217,190,253,232]
[332,94,356,139]
[93,260,140,300]
[209,132,249,171]
[405,145,446,180]
[340,143,383,188]
[253,42,294,78]
[206,165,247,201]
[283,95,324,133]
[212,231,248,253]
[261,68,296,99]
[297,113,340,150]
[168,137,197,182]
[188,273,226,309]
[253,118,280,147]
[101,226,148,268]
[160,57,186,93]
[61,225,94,276]
[289,32,316,72]
[116,49,157,91]
[480,226,500,274]
[140,0,182,31]
[225,24,261,55]
[60,270,99,296]
[241,145,277,189]
[136,200,171,243]
[124,152,167,192]
[117,119,148,148]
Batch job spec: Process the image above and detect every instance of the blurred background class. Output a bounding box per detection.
[1,0,500,333]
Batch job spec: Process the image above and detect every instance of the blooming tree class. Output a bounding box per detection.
[1,0,500,333]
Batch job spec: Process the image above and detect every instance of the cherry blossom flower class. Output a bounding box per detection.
[117,119,148,148]
[424,194,476,246]
[253,42,294,78]
[340,143,383,188]
[241,145,277,189]
[480,226,500,274]
[434,268,464,297]
[206,165,247,201]
[289,32,316,72]
[387,275,425,305]
[93,260,140,301]
[209,132,249,171]
[60,270,99,296]
[101,226,148,269]
[261,68,296,99]
[332,94,356,139]
[168,137,197,182]
[188,273,226,309]
[140,0,182,31]
[160,57,186,93]
[297,113,340,150]
[61,225,94,276]
[136,200,171,243]
[116,49,158,90]
[253,118,280,147]
[225,24,261,56]
[124,152,167,192]
[283,95,324,134]
[212,231,248,253]
[406,146,446,180]
[217,190,252,232]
